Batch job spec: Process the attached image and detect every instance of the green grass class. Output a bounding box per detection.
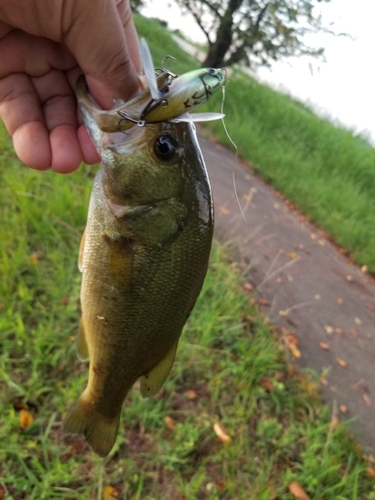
[1,14,375,499]
[1,119,375,498]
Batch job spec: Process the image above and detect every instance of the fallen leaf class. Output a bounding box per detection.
[290,345,301,358]
[243,282,254,292]
[219,206,229,214]
[0,485,5,500]
[215,480,226,491]
[257,298,270,306]
[337,298,344,305]
[310,233,317,240]
[288,252,297,259]
[354,317,362,325]
[318,239,325,246]
[346,275,353,282]
[279,310,288,317]
[259,376,274,392]
[164,416,176,431]
[276,277,283,284]
[320,376,328,386]
[324,325,334,334]
[186,390,197,399]
[19,409,33,430]
[285,334,299,345]
[319,342,330,351]
[213,422,232,443]
[367,467,375,477]
[242,194,250,201]
[361,265,368,273]
[336,328,343,335]
[29,253,39,265]
[363,394,371,406]
[102,486,119,500]
[288,481,310,500]
[349,328,358,337]
[336,357,347,368]
[340,404,348,413]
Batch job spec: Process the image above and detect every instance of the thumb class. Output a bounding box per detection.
[64,0,142,109]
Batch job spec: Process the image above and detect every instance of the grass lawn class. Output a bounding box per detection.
[1,14,375,500]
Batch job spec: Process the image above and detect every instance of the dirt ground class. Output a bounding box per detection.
[199,132,375,454]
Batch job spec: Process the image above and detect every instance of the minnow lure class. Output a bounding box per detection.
[88,38,226,134]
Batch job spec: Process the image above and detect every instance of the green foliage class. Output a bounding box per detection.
[130,0,144,13]
[173,0,332,68]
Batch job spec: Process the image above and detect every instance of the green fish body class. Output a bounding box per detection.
[63,76,214,457]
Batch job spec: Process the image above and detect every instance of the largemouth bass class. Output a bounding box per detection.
[63,72,215,456]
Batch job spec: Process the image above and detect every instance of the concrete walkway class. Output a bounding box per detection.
[199,133,375,453]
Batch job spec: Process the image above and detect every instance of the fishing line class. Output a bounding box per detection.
[220,75,248,223]
[220,77,238,155]
[233,171,247,223]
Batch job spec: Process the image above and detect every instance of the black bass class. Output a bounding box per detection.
[63,71,216,457]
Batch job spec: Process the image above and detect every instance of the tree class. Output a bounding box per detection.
[174,0,333,68]
[130,0,144,13]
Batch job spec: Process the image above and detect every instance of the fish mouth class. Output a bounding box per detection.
[101,121,153,152]
[107,196,179,220]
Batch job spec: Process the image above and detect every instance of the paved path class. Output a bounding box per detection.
[199,133,375,453]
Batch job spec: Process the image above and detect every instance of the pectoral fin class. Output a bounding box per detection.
[77,320,89,361]
[78,228,86,272]
[141,339,179,397]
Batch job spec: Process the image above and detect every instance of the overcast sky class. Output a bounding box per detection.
[141,0,375,145]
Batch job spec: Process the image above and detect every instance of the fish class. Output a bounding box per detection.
[62,48,220,457]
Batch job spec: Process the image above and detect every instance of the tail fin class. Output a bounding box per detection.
[63,394,121,457]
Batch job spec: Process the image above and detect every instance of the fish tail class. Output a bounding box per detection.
[63,393,121,457]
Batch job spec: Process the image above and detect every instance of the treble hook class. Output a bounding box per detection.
[161,55,178,78]
[117,111,146,130]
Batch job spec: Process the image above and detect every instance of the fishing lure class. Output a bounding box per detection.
[90,38,226,134]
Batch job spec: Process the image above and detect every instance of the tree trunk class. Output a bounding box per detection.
[202,0,244,68]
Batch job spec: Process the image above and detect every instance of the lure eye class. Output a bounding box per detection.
[154,135,177,162]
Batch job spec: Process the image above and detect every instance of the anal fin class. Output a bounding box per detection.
[141,339,179,397]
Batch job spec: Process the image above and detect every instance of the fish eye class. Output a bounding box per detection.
[154,135,177,162]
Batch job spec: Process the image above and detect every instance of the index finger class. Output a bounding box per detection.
[63,0,142,110]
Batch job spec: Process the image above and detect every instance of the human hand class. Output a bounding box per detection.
[0,0,142,173]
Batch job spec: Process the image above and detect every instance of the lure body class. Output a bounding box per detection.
[94,64,225,133]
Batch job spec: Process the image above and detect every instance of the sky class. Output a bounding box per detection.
[141,0,375,145]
